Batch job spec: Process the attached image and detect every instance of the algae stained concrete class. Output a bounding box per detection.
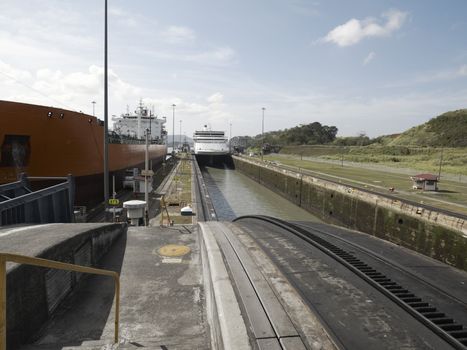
[233,156,467,271]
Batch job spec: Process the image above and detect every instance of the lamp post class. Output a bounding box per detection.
[103,0,109,214]
[144,129,149,226]
[229,122,232,153]
[172,104,176,154]
[438,147,444,179]
[261,107,265,161]
[179,120,182,150]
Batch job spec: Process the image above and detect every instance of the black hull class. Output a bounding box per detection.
[195,154,233,168]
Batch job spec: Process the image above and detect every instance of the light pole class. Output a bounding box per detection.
[261,107,265,161]
[144,129,149,226]
[438,147,444,179]
[172,104,176,154]
[179,119,182,150]
[103,0,109,214]
[92,101,96,116]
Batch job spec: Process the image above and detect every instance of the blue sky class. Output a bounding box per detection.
[0,0,466,137]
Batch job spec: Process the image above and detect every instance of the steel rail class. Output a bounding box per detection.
[293,221,467,308]
[27,176,69,181]
[234,215,467,349]
[0,253,120,349]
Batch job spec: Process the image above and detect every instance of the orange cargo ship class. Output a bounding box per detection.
[0,100,167,206]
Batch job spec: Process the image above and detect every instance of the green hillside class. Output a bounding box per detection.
[389,109,467,147]
[269,109,467,176]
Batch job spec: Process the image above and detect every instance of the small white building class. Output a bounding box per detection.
[411,173,439,191]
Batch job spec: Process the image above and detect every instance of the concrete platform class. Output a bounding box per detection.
[0,223,125,349]
[20,225,211,349]
[6,219,465,349]
[0,223,121,261]
[11,220,336,350]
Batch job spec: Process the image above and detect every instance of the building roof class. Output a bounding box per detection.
[411,173,439,181]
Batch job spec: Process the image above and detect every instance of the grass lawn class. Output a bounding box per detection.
[263,154,467,216]
[162,153,195,225]
[280,145,467,176]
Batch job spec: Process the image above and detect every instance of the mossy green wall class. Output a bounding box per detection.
[234,157,467,271]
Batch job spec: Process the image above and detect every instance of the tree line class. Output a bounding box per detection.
[236,122,339,149]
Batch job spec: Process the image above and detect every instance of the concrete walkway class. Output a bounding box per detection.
[21,226,211,350]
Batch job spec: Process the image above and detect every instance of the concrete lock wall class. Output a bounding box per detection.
[6,223,127,349]
[233,156,467,271]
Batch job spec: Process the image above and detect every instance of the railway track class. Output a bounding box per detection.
[234,215,467,349]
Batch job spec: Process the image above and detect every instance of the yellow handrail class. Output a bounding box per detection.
[160,195,171,226]
[0,253,120,349]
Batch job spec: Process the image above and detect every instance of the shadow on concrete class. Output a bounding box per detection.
[24,232,128,349]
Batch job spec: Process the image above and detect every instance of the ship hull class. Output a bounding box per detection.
[195,153,233,167]
[0,100,167,206]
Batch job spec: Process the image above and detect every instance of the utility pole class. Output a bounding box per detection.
[172,104,176,154]
[103,0,109,216]
[341,146,344,167]
[438,147,444,180]
[144,129,149,226]
[261,107,265,161]
[149,109,152,139]
[229,122,232,153]
[112,175,116,222]
[179,119,182,150]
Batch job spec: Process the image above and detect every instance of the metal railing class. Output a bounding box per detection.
[0,174,75,225]
[0,253,120,349]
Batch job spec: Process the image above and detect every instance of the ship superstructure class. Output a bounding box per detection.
[112,101,166,144]
[193,125,230,165]
[193,126,229,156]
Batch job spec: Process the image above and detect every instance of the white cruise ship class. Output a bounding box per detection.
[193,125,230,164]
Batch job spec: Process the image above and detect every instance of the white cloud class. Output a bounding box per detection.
[363,51,376,65]
[207,92,224,104]
[0,60,141,116]
[161,26,196,44]
[109,6,140,27]
[109,7,125,17]
[289,0,320,17]
[323,10,408,47]
[188,47,236,65]
[0,60,32,82]
[404,64,467,85]
[143,92,232,132]
[142,46,236,66]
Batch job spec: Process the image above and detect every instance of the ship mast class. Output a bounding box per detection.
[137,99,143,139]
